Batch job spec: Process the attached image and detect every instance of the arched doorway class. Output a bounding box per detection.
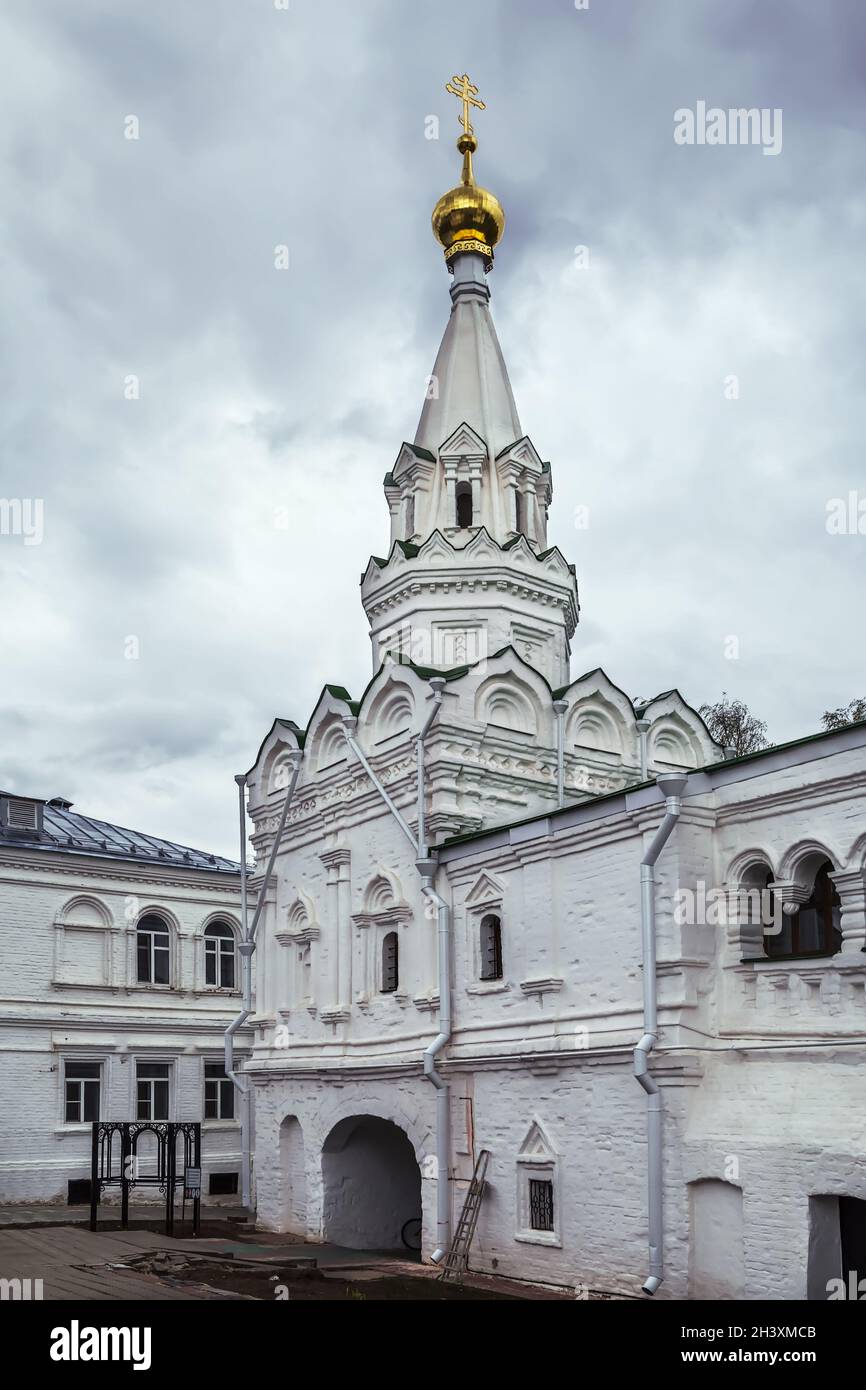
[279,1115,307,1235]
[321,1115,421,1250]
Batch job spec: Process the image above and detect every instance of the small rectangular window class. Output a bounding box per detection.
[529,1178,554,1232]
[64,1060,101,1123]
[204,1062,235,1120]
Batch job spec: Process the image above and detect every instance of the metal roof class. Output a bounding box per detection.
[0,794,240,874]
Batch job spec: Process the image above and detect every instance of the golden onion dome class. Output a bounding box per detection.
[432,130,505,273]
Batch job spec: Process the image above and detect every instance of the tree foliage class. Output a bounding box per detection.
[821,698,866,731]
[698,693,770,757]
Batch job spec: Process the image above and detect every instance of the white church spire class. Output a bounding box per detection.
[361,77,579,685]
[413,255,523,465]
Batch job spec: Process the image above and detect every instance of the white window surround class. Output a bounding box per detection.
[515,1120,561,1248]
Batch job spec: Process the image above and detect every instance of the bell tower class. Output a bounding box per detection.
[360,76,579,685]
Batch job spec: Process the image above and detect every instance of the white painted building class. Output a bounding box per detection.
[0,791,249,1205]
[242,109,866,1298]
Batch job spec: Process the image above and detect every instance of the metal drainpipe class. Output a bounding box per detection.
[416,857,452,1262]
[636,717,650,781]
[634,771,688,1296]
[343,680,452,1259]
[552,699,568,808]
[225,750,304,1213]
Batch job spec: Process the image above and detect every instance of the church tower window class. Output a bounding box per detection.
[514,491,525,536]
[456,482,473,529]
[381,931,399,993]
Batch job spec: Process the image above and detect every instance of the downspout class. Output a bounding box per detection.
[342,719,418,853]
[634,771,688,1296]
[552,699,568,808]
[343,678,452,1259]
[636,717,650,781]
[225,749,303,1212]
[416,858,451,1263]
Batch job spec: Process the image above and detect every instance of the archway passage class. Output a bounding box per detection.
[321,1115,421,1250]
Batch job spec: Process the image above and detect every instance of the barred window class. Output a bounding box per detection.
[480,914,503,980]
[381,931,399,993]
[529,1178,554,1232]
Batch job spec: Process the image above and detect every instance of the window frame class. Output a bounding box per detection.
[204,1061,235,1121]
[135,1060,171,1121]
[136,915,171,986]
[63,1058,102,1124]
[204,921,236,989]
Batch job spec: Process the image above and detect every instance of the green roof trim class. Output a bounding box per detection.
[383,471,395,487]
[324,684,353,702]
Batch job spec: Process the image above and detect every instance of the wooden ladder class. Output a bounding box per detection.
[438,1148,490,1282]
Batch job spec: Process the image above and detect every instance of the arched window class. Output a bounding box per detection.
[381,931,399,993]
[205,921,236,988]
[766,860,841,959]
[455,482,473,529]
[480,914,503,981]
[136,914,170,985]
[514,491,525,536]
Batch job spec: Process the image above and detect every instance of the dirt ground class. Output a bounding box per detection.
[132,1251,525,1300]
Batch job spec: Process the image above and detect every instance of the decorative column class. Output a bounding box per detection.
[722,886,764,959]
[830,869,866,957]
[321,852,340,1009]
[444,463,457,528]
[320,847,351,1023]
[401,487,415,540]
[469,462,482,524]
[522,482,539,543]
[338,853,352,1009]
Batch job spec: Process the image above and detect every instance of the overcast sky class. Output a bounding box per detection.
[2,0,864,859]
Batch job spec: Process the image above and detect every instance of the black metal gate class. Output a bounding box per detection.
[90,1121,201,1235]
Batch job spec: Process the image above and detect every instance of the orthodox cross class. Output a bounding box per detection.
[445,73,486,137]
